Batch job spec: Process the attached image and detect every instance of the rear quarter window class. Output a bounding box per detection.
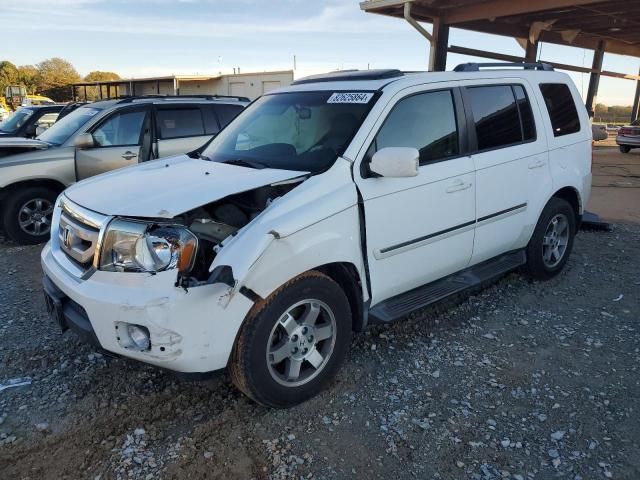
[539,83,581,137]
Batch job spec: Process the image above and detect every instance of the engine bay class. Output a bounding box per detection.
[177,178,305,286]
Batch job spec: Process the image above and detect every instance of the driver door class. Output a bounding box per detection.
[355,86,476,305]
[75,106,151,180]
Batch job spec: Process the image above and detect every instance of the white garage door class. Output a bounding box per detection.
[262,81,282,94]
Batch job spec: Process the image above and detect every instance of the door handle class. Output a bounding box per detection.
[528,159,545,169]
[446,180,472,193]
[121,151,137,160]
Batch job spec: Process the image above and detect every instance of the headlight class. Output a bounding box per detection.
[99,219,197,273]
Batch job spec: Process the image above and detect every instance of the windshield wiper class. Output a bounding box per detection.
[221,158,267,169]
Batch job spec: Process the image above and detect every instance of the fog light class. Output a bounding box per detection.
[127,324,151,351]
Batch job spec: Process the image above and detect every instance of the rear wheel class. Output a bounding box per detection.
[524,197,576,280]
[229,271,351,408]
[619,145,631,153]
[2,186,57,245]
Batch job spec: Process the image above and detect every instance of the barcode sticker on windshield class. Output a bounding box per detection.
[327,92,374,104]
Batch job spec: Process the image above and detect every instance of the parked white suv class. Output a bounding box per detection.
[41,64,592,407]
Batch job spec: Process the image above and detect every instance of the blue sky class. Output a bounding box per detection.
[3,0,639,105]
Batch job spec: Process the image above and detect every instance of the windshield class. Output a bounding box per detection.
[200,91,377,172]
[0,108,33,133]
[37,106,101,145]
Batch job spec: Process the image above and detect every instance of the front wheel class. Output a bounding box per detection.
[619,145,631,153]
[2,186,58,245]
[524,197,576,280]
[229,271,352,408]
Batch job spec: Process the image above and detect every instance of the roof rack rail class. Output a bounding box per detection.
[453,62,554,72]
[116,94,250,104]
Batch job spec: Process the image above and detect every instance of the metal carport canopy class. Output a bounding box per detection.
[360,0,640,57]
[361,0,640,121]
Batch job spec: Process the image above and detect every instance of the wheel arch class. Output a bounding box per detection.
[551,186,582,225]
[314,262,366,332]
[0,178,66,204]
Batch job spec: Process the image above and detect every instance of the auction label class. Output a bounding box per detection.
[327,92,374,104]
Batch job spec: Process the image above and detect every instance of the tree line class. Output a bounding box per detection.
[594,103,634,124]
[0,58,119,102]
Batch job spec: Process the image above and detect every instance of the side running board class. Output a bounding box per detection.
[368,250,526,323]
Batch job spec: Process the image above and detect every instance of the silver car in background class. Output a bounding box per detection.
[0,95,248,244]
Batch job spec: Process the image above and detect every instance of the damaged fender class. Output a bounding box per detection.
[209,159,370,303]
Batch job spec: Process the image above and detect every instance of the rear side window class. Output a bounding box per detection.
[157,108,205,139]
[467,85,522,150]
[539,83,580,137]
[214,104,243,128]
[202,106,220,135]
[374,89,459,163]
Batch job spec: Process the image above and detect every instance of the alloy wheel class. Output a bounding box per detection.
[18,198,54,236]
[266,299,337,387]
[542,213,569,268]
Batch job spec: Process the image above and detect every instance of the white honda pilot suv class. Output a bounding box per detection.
[41,64,592,407]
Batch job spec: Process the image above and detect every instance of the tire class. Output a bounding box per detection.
[2,186,58,245]
[229,271,352,408]
[619,145,631,153]
[524,197,576,281]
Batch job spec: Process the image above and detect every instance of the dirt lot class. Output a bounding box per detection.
[588,146,640,224]
[1,224,640,479]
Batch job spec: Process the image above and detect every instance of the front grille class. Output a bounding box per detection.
[58,212,100,268]
[51,197,109,279]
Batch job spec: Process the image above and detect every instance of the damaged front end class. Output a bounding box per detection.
[178,178,304,289]
[98,177,306,293]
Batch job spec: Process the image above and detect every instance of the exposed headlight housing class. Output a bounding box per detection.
[99,219,197,273]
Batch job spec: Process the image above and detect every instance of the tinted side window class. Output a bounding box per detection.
[467,85,521,150]
[157,108,205,139]
[202,106,220,135]
[374,90,458,163]
[513,85,536,141]
[214,104,243,128]
[539,83,580,136]
[92,110,146,147]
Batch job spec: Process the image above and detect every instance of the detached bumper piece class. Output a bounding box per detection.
[42,275,101,348]
[580,210,613,232]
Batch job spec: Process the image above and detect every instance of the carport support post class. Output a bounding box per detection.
[632,66,640,122]
[585,40,605,118]
[525,40,538,63]
[431,17,450,71]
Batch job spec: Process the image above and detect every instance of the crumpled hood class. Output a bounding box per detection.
[64,155,308,218]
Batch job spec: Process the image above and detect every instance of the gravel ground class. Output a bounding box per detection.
[0,224,639,480]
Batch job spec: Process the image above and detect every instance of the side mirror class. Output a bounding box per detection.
[369,147,419,178]
[74,132,95,149]
[25,124,37,137]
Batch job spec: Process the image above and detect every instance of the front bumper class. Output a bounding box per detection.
[616,135,640,147]
[41,242,254,373]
